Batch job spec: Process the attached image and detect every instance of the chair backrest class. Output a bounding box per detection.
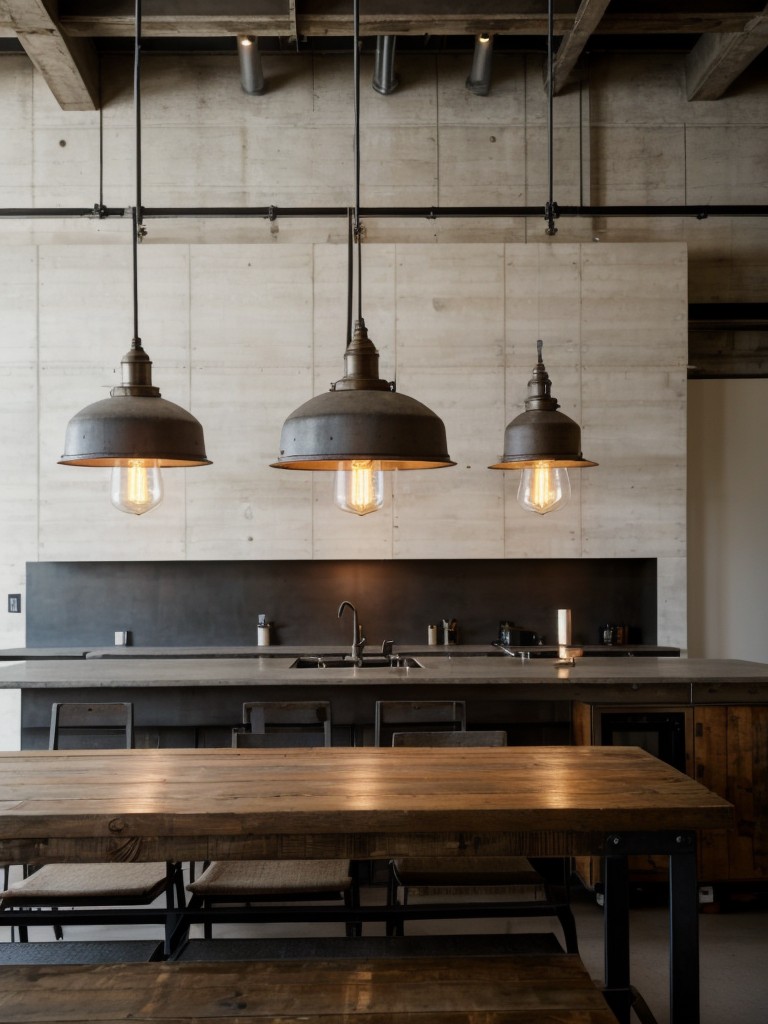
[374,700,466,747]
[392,729,507,748]
[49,702,134,750]
[240,701,332,747]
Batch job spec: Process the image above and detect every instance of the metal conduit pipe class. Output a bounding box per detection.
[466,33,493,96]
[372,35,398,95]
[238,35,266,95]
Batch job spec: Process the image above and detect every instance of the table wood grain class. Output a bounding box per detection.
[0,746,733,865]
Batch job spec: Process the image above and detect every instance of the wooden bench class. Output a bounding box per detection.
[0,954,619,1022]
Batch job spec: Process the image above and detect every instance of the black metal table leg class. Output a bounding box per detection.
[603,853,632,1024]
[669,839,699,1024]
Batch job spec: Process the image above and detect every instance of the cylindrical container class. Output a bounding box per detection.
[427,624,438,646]
[557,609,572,647]
[257,624,271,646]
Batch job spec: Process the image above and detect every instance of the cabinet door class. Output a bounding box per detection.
[696,705,768,883]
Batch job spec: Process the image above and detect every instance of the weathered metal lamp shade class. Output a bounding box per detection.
[490,341,595,516]
[271,319,454,472]
[489,341,596,471]
[59,340,210,468]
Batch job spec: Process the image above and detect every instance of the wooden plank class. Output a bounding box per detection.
[694,706,731,882]
[0,955,620,1022]
[548,0,611,95]
[4,0,99,110]
[726,706,768,880]
[686,4,768,101]
[55,4,763,39]
[0,746,734,866]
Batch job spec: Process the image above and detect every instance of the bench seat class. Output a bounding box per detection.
[0,953,619,1023]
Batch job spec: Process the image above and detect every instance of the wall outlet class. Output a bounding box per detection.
[698,885,714,904]
[7,594,21,613]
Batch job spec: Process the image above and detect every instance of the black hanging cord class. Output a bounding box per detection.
[353,0,362,324]
[346,207,354,346]
[545,0,559,236]
[132,0,142,343]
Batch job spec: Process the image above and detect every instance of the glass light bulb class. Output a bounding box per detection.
[110,459,163,516]
[517,463,570,515]
[334,460,384,516]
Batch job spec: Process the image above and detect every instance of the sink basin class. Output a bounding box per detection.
[290,656,422,669]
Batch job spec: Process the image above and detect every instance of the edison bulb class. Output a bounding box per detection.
[334,460,384,516]
[517,462,570,515]
[110,459,163,516]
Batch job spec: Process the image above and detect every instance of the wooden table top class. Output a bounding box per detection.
[0,746,732,865]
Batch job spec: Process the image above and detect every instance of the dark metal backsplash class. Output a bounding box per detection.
[25,559,656,648]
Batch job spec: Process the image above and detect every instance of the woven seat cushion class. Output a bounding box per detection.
[0,863,168,903]
[187,859,352,897]
[392,855,544,887]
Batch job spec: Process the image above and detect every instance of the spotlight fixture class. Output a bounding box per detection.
[271,1,454,515]
[237,35,266,95]
[466,33,493,96]
[372,36,398,95]
[59,0,210,515]
[489,341,596,515]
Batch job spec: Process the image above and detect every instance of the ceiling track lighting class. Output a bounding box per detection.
[59,0,210,515]
[271,0,454,515]
[372,36,398,95]
[466,33,494,96]
[238,35,266,95]
[490,1,596,515]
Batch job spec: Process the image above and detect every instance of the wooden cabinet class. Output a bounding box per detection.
[694,705,768,884]
[572,702,768,889]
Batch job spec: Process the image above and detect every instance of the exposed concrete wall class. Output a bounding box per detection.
[0,47,764,651]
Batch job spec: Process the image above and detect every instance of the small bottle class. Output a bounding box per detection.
[427,624,438,646]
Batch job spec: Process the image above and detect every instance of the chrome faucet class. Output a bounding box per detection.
[338,600,366,665]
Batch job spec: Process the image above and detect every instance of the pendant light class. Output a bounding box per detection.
[59,0,210,514]
[270,0,454,514]
[490,340,596,514]
[489,0,596,515]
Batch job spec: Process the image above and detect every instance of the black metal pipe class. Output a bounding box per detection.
[0,204,764,219]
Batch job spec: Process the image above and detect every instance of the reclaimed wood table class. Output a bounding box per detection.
[0,745,733,1024]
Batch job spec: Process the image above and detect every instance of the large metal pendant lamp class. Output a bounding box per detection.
[59,0,210,515]
[489,0,596,515]
[271,0,454,516]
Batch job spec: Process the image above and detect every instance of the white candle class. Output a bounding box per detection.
[557,608,572,647]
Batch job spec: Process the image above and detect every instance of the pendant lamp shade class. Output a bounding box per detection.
[59,341,210,468]
[489,341,596,471]
[272,319,453,472]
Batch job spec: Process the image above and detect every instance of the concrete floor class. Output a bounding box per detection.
[2,878,766,1024]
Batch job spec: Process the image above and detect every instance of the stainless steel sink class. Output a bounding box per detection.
[290,656,422,669]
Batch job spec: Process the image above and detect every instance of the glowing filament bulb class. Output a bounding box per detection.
[517,462,570,515]
[110,459,163,516]
[334,460,384,516]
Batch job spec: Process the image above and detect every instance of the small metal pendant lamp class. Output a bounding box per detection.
[59,0,210,515]
[490,0,596,515]
[489,341,597,514]
[271,0,454,515]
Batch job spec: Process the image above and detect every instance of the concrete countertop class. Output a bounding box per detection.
[0,644,680,660]
[0,655,766,704]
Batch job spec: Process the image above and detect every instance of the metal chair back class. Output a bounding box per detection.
[374,700,466,747]
[239,701,332,747]
[49,702,134,750]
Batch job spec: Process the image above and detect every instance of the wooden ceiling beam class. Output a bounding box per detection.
[4,0,99,110]
[547,0,611,95]
[52,5,762,40]
[686,3,768,100]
